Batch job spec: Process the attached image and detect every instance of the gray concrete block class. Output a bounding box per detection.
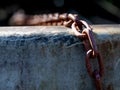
[0,25,119,90]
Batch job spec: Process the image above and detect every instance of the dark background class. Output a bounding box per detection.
[0,0,120,26]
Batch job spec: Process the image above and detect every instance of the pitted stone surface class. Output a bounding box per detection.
[0,26,119,90]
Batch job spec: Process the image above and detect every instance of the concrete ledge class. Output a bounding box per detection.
[0,25,119,90]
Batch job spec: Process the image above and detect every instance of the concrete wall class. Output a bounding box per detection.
[0,26,119,90]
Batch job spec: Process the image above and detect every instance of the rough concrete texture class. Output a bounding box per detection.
[0,25,119,90]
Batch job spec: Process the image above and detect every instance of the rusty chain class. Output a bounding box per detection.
[10,12,104,90]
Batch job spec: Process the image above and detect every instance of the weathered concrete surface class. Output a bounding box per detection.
[0,25,119,90]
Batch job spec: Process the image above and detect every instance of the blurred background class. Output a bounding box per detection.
[0,0,120,26]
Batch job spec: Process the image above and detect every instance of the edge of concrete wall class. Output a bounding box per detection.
[0,25,119,90]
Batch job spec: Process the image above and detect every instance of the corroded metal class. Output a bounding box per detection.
[10,12,104,90]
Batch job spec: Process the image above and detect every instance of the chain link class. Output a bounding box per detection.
[10,12,104,90]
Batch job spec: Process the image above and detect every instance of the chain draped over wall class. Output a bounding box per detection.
[10,13,104,90]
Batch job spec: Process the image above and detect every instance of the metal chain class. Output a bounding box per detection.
[70,14,104,90]
[10,13,104,90]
